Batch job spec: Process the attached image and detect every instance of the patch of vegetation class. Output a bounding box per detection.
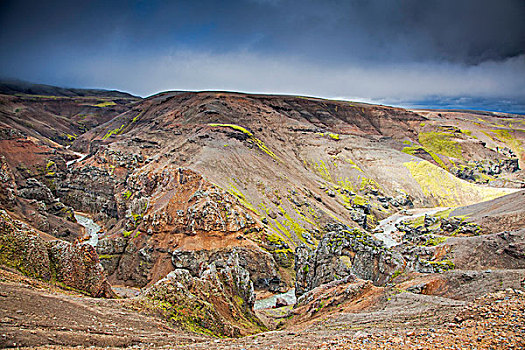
[359,177,381,192]
[131,213,142,223]
[434,208,454,219]
[402,144,447,169]
[418,132,462,159]
[422,258,455,271]
[424,235,447,246]
[227,183,259,214]
[489,129,524,160]
[98,254,119,259]
[352,195,367,207]
[102,124,126,140]
[342,158,363,172]
[280,208,310,245]
[209,123,279,160]
[328,133,340,140]
[123,190,132,200]
[102,111,143,140]
[402,146,421,155]
[209,124,253,136]
[391,269,404,279]
[311,160,333,182]
[404,160,509,206]
[93,101,116,107]
[45,160,56,176]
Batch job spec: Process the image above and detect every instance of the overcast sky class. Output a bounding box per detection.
[1,0,524,112]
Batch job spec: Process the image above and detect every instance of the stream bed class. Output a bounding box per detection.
[254,288,296,310]
[66,151,88,166]
[373,207,450,247]
[74,212,101,246]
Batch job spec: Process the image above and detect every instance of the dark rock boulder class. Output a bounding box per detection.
[56,165,118,222]
[18,178,56,204]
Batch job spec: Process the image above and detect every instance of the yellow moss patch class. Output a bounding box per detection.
[209,124,279,160]
[343,158,363,172]
[311,160,333,182]
[404,160,512,206]
[419,132,462,159]
[93,101,116,107]
[226,183,259,214]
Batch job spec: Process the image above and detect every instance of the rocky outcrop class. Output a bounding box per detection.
[18,178,56,204]
[18,178,75,220]
[440,217,481,236]
[295,223,405,296]
[96,236,127,276]
[47,240,115,297]
[451,159,520,183]
[142,168,261,237]
[0,155,16,208]
[57,165,118,222]
[0,210,114,298]
[292,276,383,322]
[91,166,266,288]
[172,246,285,292]
[139,249,265,337]
[0,210,51,279]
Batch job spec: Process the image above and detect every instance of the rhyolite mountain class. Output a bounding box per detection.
[0,81,524,348]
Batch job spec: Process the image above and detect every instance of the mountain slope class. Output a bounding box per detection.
[0,85,524,344]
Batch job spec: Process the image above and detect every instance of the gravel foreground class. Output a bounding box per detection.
[8,288,524,350]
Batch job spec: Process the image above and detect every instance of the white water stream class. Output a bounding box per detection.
[254,288,296,310]
[66,151,88,166]
[373,207,450,247]
[74,212,101,246]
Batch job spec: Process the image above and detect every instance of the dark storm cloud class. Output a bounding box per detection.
[0,0,524,111]
[2,0,523,63]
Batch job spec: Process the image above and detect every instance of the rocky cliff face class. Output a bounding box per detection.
[93,166,264,287]
[294,223,405,296]
[172,246,284,292]
[0,210,114,297]
[137,248,266,337]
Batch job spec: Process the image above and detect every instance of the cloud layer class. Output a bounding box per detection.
[1,0,524,111]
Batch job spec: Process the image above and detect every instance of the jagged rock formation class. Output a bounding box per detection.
[0,210,114,297]
[295,223,405,296]
[137,249,265,337]
[172,246,285,292]
[95,167,264,287]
